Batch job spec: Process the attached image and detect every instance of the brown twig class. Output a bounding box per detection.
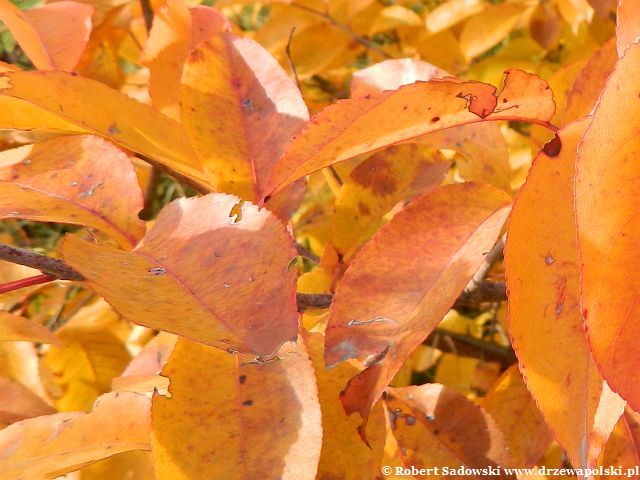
[289,3,391,59]
[285,27,301,91]
[295,242,320,263]
[0,244,84,281]
[139,0,154,33]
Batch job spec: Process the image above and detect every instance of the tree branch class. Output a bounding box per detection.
[0,244,84,281]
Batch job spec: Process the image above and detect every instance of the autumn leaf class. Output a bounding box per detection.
[0,71,205,186]
[384,384,514,477]
[481,366,552,467]
[616,0,640,57]
[305,332,386,479]
[62,193,299,357]
[180,33,309,201]
[0,311,59,345]
[331,144,449,258]
[42,301,132,411]
[563,38,617,124]
[350,58,511,191]
[0,391,150,479]
[575,41,640,415]
[0,377,54,428]
[324,182,511,432]
[506,119,625,469]
[142,0,229,120]
[266,69,555,196]
[0,135,145,249]
[0,0,93,71]
[152,337,322,479]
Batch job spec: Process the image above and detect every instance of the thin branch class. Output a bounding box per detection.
[0,274,57,294]
[295,242,320,263]
[289,3,391,59]
[139,0,154,33]
[285,27,301,91]
[0,244,84,281]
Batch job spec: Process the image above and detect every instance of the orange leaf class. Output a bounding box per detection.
[564,38,617,124]
[0,71,205,187]
[0,391,150,479]
[616,0,640,57]
[576,42,640,415]
[384,384,513,474]
[62,194,299,357]
[0,311,59,345]
[0,377,54,428]
[351,58,511,190]
[152,337,322,479]
[0,0,93,71]
[0,135,145,249]
[506,119,625,469]
[22,1,94,71]
[331,144,449,259]
[142,0,229,120]
[325,183,511,432]
[267,69,555,196]
[181,33,309,201]
[305,332,386,479]
[481,365,553,467]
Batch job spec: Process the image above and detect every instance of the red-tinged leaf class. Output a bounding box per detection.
[616,0,640,57]
[0,135,145,249]
[576,42,640,416]
[384,384,514,478]
[506,119,625,469]
[22,1,94,71]
[0,377,54,428]
[152,337,322,479]
[324,183,511,431]
[481,365,553,467]
[61,194,299,357]
[142,0,229,120]
[0,0,93,71]
[0,71,206,187]
[564,38,616,124]
[0,311,59,345]
[266,69,555,196]
[0,391,150,479]
[351,58,511,190]
[181,33,309,202]
[304,332,386,479]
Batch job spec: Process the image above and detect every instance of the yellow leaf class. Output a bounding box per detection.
[425,0,485,34]
[459,3,528,61]
[43,305,132,411]
[481,365,553,467]
[0,71,205,187]
[0,311,59,345]
[369,6,422,35]
[152,337,322,479]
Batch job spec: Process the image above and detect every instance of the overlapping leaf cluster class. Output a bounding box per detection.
[0,0,637,478]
